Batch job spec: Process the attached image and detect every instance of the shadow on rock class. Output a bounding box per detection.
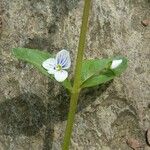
[51,0,81,19]
[24,0,81,53]
[0,81,112,149]
[0,93,46,136]
[42,124,54,150]
[46,81,112,123]
[42,81,112,149]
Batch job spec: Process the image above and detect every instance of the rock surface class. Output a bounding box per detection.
[0,0,150,149]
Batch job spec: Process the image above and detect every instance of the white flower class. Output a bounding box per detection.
[42,49,71,82]
[111,59,122,69]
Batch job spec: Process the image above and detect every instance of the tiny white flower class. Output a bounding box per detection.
[111,59,122,69]
[42,49,71,82]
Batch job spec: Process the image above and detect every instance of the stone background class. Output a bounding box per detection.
[0,0,150,149]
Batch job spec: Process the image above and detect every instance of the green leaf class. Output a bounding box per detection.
[81,56,127,88]
[12,48,51,76]
[12,48,72,91]
[62,79,72,91]
[81,58,112,82]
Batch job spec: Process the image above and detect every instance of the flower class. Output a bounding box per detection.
[42,49,71,82]
[111,59,122,69]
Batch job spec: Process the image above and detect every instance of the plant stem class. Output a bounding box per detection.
[62,0,91,149]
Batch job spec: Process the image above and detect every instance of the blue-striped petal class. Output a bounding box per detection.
[56,49,71,69]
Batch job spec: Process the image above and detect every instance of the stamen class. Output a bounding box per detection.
[56,64,62,71]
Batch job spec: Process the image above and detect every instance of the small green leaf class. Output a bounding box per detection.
[81,58,112,81]
[12,48,72,91]
[62,79,72,91]
[81,56,127,88]
[12,48,51,76]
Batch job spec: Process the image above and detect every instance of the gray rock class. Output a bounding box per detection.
[0,0,150,149]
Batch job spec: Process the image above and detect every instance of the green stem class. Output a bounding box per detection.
[62,0,91,150]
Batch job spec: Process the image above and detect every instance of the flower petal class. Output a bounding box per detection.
[42,58,56,70]
[111,59,122,69]
[56,49,71,69]
[54,70,68,82]
[47,68,56,74]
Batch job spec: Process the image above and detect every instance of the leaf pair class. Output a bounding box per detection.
[81,56,127,88]
[12,48,127,92]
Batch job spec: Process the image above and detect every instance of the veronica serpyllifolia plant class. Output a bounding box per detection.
[12,0,128,149]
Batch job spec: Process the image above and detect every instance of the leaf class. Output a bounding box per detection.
[81,56,127,88]
[12,48,52,76]
[12,48,72,91]
[81,58,112,81]
[62,79,72,91]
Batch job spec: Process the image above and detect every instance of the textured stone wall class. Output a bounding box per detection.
[0,0,150,149]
